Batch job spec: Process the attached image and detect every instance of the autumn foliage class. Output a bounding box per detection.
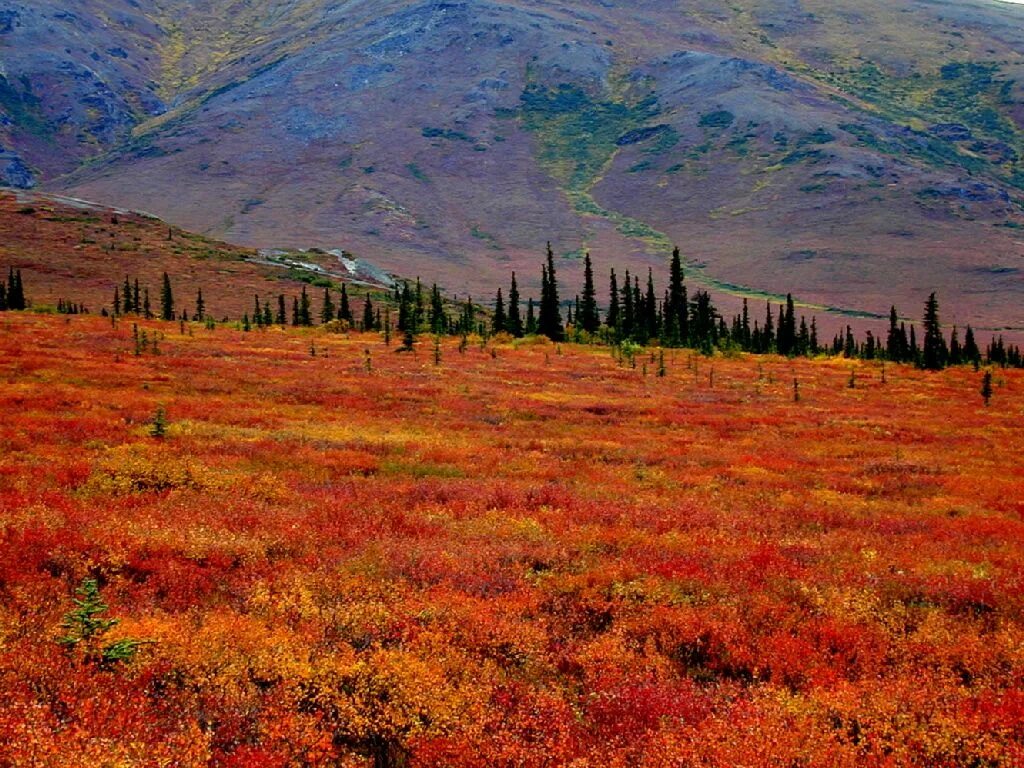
[0,313,1022,767]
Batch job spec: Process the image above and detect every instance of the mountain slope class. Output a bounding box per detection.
[2,0,1023,329]
[0,190,393,319]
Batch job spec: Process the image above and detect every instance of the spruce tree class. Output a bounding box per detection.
[537,243,563,341]
[763,302,775,352]
[579,252,600,334]
[143,289,152,319]
[339,284,352,324]
[606,269,620,336]
[195,288,205,321]
[948,326,962,366]
[276,295,286,326]
[414,278,424,332]
[461,296,475,335]
[429,284,445,334]
[886,306,903,361]
[844,326,856,358]
[493,288,507,334]
[397,282,412,332]
[667,247,686,345]
[621,269,634,340]
[921,292,946,370]
[292,297,300,326]
[741,299,751,350]
[526,297,537,335]
[778,294,796,356]
[864,331,876,359]
[644,269,658,342]
[690,291,716,354]
[122,276,132,314]
[507,273,523,337]
[299,286,312,326]
[963,325,980,365]
[321,287,336,324]
[981,370,993,406]
[111,286,119,317]
[632,276,642,341]
[160,273,174,321]
[363,295,375,331]
[133,278,141,314]
[9,269,25,310]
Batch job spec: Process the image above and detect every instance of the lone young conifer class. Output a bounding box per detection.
[59,578,148,666]
[150,406,168,438]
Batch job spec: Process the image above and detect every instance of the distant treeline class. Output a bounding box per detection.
[478,245,1021,370]
[4,249,1021,371]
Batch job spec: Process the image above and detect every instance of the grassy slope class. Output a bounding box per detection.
[0,191,389,320]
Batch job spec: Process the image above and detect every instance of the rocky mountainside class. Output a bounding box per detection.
[2,0,1024,330]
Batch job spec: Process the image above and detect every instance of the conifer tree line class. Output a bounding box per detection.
[109,273,193,322]
[56,298,88,315]
[52,256,1024,371]
[485,247,1023,370]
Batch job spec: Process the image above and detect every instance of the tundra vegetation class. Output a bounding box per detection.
[0,305,1021,767]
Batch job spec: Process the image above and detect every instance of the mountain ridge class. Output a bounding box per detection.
[1,0,1023,327]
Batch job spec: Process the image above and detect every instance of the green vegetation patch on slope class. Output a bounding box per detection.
[515,79,679,250]
[820,61,1024,189]
[518,82,659,192]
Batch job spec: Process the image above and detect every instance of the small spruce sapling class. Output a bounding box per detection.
[150,406,168,438]
[58,578,149,666]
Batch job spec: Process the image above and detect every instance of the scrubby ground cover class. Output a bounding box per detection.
[1,312,1022,767]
